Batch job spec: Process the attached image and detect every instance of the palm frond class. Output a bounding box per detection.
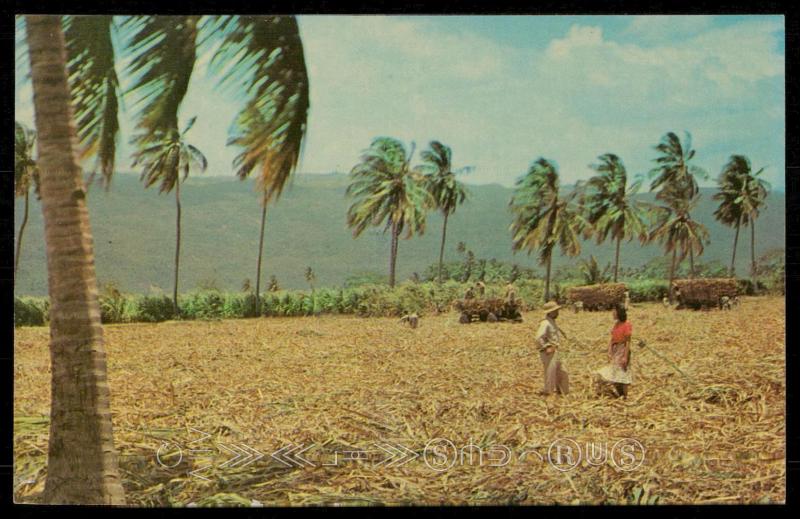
[64,14,120,188]
[211,15,309,204]
[124,15,199,142]
[510,158,582,262]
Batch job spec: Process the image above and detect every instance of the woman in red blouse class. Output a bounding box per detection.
[595,303,633,398]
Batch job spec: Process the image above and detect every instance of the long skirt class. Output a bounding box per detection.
[595,342,632,385]
[540,349,570,395]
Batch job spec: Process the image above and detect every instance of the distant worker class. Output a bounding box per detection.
[475,281,486,297]
[624,290,631,310]
[535,301,570,396]
[573,301,583,313]
[464,286,475,300]
[673,287,683,309]
[399,313,419,329]
[720,295,732,310]
[732,296,740,308]
[662,296,670,308]
[505,283,517,305]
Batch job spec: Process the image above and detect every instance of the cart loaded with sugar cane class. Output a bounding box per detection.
[566,282,627,311]
[672,278,739,310]
[454,297,523,324]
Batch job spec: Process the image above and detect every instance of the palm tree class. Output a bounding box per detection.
[713,155,749,277]
[583,154,650,281]
[346,137,430,288]
[649,131,707,201]
[14,121,40,282]
[743,171,770,288]
[579,255,612,285]
[19,14,309,504]
[305,266,316,293]
[713,155,771,284]
[461,249,476,283]
[649,192,710,298]
[22,14,125,505]
[131,117,207,315]
[223,17,309,315]
[417,141,470,284]
[648,131,709,288]
[509,158,584,301]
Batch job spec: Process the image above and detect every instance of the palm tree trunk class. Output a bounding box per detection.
[389,220,398,288]
[15,190,30,281]
[689,246,695,278]
[173,178,182,316]
[613,235,621,282]
[750,215,757,292]
[668,248,677,302]
[438,212,449,284]
[25,15,125,505]
[544,252,552,302]
[730,215,742,277]
[254,201,267,316]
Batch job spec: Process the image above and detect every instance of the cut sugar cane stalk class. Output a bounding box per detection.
[637,339,696,384]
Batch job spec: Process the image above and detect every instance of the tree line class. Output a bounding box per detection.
[343,132,770,301]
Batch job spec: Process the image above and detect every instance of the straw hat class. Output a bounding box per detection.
[542,301,562,315]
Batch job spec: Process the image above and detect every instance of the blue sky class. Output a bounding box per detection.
[15,15,786,190]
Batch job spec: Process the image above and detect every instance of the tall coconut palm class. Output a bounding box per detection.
[648,131,708,286]
[222,16,309,315]
[743,171,770,288]
[713,155,758,277]
[649,192,710,298]
[14,121,40,282]
[22,14,125,505]
[583,154,650,281]
[649,131,707,201]
[19,13,309,504]
[509,158,584,301]
[131,117,207,315]
[713,156,770,287]
[346,137,430,288]
[417,141,470,284]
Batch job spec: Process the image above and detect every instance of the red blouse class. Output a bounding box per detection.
[611,321,632,344]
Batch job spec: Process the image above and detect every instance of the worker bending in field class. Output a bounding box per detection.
[535,301,570,396]
[399,313,419,328]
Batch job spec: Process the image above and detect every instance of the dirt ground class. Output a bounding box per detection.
[14,297,785,506]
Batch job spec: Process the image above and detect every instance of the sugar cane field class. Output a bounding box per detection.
[14,296,785,506]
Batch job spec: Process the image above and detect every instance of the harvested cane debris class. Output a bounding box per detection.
[14,297,784,505]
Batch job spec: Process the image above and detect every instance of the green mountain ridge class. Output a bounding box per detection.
[14,172,785,295]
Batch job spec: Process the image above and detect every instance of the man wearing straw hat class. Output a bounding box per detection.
[535,301,570,395]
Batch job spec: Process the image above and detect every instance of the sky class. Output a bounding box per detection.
[14,15,786,190]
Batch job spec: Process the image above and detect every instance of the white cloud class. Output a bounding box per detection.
[546,25,603,58]
[13,15,785,191]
